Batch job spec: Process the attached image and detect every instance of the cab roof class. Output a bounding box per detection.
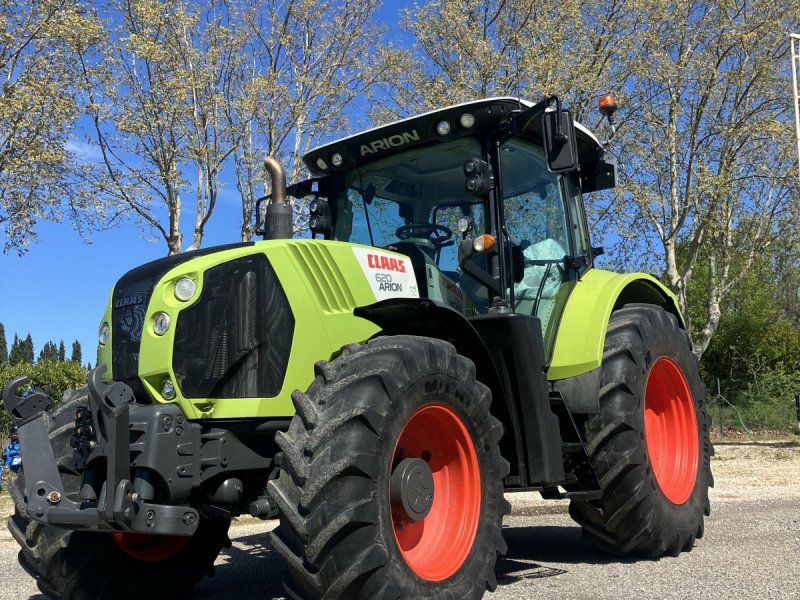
[302,97,604,177]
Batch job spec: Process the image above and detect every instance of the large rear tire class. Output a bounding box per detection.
[269,336,509,599]
[569,304,713,557]
[7,389,231,600]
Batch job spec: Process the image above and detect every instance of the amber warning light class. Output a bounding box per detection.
[599,93,618,118]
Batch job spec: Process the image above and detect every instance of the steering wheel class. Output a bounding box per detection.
[395,223,453,246]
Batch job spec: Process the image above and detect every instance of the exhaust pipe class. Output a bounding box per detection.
[263,156,292,240]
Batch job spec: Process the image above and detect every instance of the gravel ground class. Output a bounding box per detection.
[1,439,798,599]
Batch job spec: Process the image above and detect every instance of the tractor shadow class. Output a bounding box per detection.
[193,527,287,599]
[192,523,639,597]
[497,525,636,585]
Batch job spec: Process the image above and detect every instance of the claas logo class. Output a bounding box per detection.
[367,253,406,273]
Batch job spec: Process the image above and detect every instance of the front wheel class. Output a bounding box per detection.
[569,304,713,557]
[269,336,510,599]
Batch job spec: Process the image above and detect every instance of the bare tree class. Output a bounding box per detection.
[0,0,103,253]
[230,0,387,240]
[372,0,640,124]
[75,0,385,252]
[616,0,799,357]
[177,2,240,249]
[79,0,199,255]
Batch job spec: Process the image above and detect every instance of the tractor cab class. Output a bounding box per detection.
[289,97,616,355]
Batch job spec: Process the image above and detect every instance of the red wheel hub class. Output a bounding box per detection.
[644,357,699,504]
[390,404,481,582]
[112,532,190,562]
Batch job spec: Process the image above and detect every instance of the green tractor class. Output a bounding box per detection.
[4,96,712,599]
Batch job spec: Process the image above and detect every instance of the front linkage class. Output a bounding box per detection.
[2,366,268,537]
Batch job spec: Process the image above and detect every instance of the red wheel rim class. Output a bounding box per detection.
[390,404,481,582]
[112,532,190,562]
[644,357,699,505]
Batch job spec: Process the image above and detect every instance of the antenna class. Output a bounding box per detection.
[791,33,800,180]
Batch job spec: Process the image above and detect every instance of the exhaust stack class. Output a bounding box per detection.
[263,156,292,240]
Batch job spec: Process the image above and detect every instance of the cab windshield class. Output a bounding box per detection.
[331,137,485,275]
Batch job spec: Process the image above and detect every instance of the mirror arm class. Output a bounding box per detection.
[458,239,502,296]
[462,259,501,296]
[551,96,566,141]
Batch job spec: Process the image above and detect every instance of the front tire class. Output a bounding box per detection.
[269,336,510,599]
[8,389,231,599]
[569,304,713,557]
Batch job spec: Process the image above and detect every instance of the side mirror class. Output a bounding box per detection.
[542,108,578,173]
[254,194,271,237]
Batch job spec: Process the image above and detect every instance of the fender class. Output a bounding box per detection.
[355,298,565,488]
[354,298,505,411]
[548,269,682,413]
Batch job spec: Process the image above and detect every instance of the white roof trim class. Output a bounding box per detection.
[306,97,602,157]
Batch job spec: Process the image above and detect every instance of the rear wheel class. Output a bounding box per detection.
[269,335,509,599]
[7,389,231,600]
[569,304,713,557]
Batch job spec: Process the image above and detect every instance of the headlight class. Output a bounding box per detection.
[98,322,109,346]
[174,277,197,302]
[161,378,176,400]
[153,312,171,336]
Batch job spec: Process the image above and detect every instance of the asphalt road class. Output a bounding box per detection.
[2,496,798,600]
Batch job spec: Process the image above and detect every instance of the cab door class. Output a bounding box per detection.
[499,137,587,360]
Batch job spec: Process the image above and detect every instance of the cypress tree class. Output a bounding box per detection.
[0,323,7,364]
[22,333,34,364]
[71,340,82,364]
[58,340,66,362]
[38,341,59,362]
[9,333,21,365]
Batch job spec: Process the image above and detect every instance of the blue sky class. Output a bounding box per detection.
[0,1,412,361]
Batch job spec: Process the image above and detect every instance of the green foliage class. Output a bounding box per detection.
[687,247,800,433]
[711,369,800,432]
[0,360,87,436]
[695,252,800,382]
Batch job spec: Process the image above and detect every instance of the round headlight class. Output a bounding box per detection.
[316,157,328,171]
[459,113,476,128]
[153,312,171,336]
[161,378,176,400]
[331,152,343,167]
[98,322,110,346]
[174,277,197,302]
[436,120,451,136]
[457,217,471,234]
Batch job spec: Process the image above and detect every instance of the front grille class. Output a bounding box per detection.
[111,278,153,399]
[111,243,253,402]
[173,254,294,399]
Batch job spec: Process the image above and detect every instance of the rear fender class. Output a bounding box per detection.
[549,269,682,413]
